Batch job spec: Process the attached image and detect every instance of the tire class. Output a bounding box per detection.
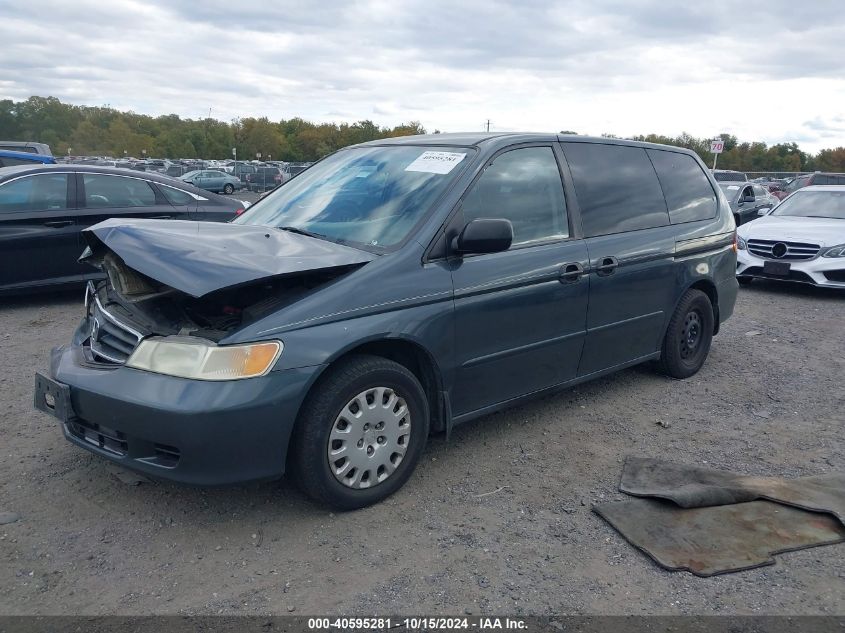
[290,354,430,510]
[223,184,234,194]
[737,276,753,286]
[658,289,714,379]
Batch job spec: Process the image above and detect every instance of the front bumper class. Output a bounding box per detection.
[35,344,319,485]
[736,250,845,288]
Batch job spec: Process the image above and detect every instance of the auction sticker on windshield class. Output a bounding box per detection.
[405,151,466,174]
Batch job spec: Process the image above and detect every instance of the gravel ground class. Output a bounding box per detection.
[0,280,843,616]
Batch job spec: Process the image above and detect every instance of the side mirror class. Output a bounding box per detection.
[452,218,513,255]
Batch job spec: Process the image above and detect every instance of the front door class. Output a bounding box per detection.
[449,145,590,417]
[0,172,80,290]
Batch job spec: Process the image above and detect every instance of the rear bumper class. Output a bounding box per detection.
[38,344,319,485]
[737,250,845,288]
[716,275,738,324]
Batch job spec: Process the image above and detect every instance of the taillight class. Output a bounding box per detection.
[732,229,737,252]
[235,208,245,216]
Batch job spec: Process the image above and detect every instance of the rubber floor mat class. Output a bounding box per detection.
[619,457,845,521]
[593,498,845,577]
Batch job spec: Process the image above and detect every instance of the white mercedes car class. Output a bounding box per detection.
[736,185,845,288]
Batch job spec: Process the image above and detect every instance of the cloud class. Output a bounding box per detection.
[0,0,844,152]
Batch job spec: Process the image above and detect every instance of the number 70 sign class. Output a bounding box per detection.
[710,140,724,154]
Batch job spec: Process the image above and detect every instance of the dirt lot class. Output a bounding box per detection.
[0,280,843,616]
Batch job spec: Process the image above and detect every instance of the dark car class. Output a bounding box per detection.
[0,150,56,167]
[718,182,777,225]
[783,172,845,194]
[0,164,245,294]
[286,162,312,177]
[34,133,737,509]
[229,162,258,184]
[249,166,285,192]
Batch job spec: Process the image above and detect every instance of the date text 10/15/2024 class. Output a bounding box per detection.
[307,617,528,630]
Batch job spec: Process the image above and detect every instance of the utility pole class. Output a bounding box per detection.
[485,119,491,132]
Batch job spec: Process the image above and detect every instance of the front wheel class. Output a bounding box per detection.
[290,355,430,510]
[223,183,234,194]
[658,289,714,379]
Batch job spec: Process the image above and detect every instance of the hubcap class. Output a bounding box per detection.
[327,387,411,489]
[680,310,702,360]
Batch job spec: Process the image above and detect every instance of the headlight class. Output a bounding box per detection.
[737,236,747,250]
[822,244,845,258]
[126,337,282,380]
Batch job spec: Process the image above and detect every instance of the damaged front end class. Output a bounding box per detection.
[77,218,376,366]
[80,252,360,367]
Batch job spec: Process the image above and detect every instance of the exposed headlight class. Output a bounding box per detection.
[126,337,282,380]
[737,235,747,250]
[822,244,845,258]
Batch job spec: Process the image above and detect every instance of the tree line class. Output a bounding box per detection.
[2,96,844,172]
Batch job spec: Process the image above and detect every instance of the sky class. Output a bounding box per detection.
[1,0,844,152]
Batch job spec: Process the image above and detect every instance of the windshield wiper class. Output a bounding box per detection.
[277,226,326,240]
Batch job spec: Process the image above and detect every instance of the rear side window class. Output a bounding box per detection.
[563,143,669,237]
[647,150,718,224]
[461,146,569,246]
[159,185,195,205]
[0,174,69,212]
[83,174,157,208]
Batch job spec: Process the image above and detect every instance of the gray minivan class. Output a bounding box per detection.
[35,133,738,509]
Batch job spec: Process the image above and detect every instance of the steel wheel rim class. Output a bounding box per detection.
[680,310,702,359]
[327,387,411,489]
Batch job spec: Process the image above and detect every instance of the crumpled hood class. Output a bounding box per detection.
[738,216,845,248]
[83,218,376,298]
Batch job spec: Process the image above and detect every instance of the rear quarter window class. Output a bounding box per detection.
[647,150,718,224]
[562,142,670,237]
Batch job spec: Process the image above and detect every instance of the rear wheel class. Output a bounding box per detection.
[223,183,234,194]
[290,355,429,510]
[658,289,714,379]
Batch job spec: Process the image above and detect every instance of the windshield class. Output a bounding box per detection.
[772,190,845,220]
[233,145,474,249]
[180,170,201,179]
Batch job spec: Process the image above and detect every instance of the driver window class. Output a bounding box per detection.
[461,146,568,247]
[0,174,69,212]
[84,174,157,208]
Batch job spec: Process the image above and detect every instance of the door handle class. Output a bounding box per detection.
[559,262,585,283]
[595,256,619,276]
[43,220,73,228]
[150,215,172,219]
